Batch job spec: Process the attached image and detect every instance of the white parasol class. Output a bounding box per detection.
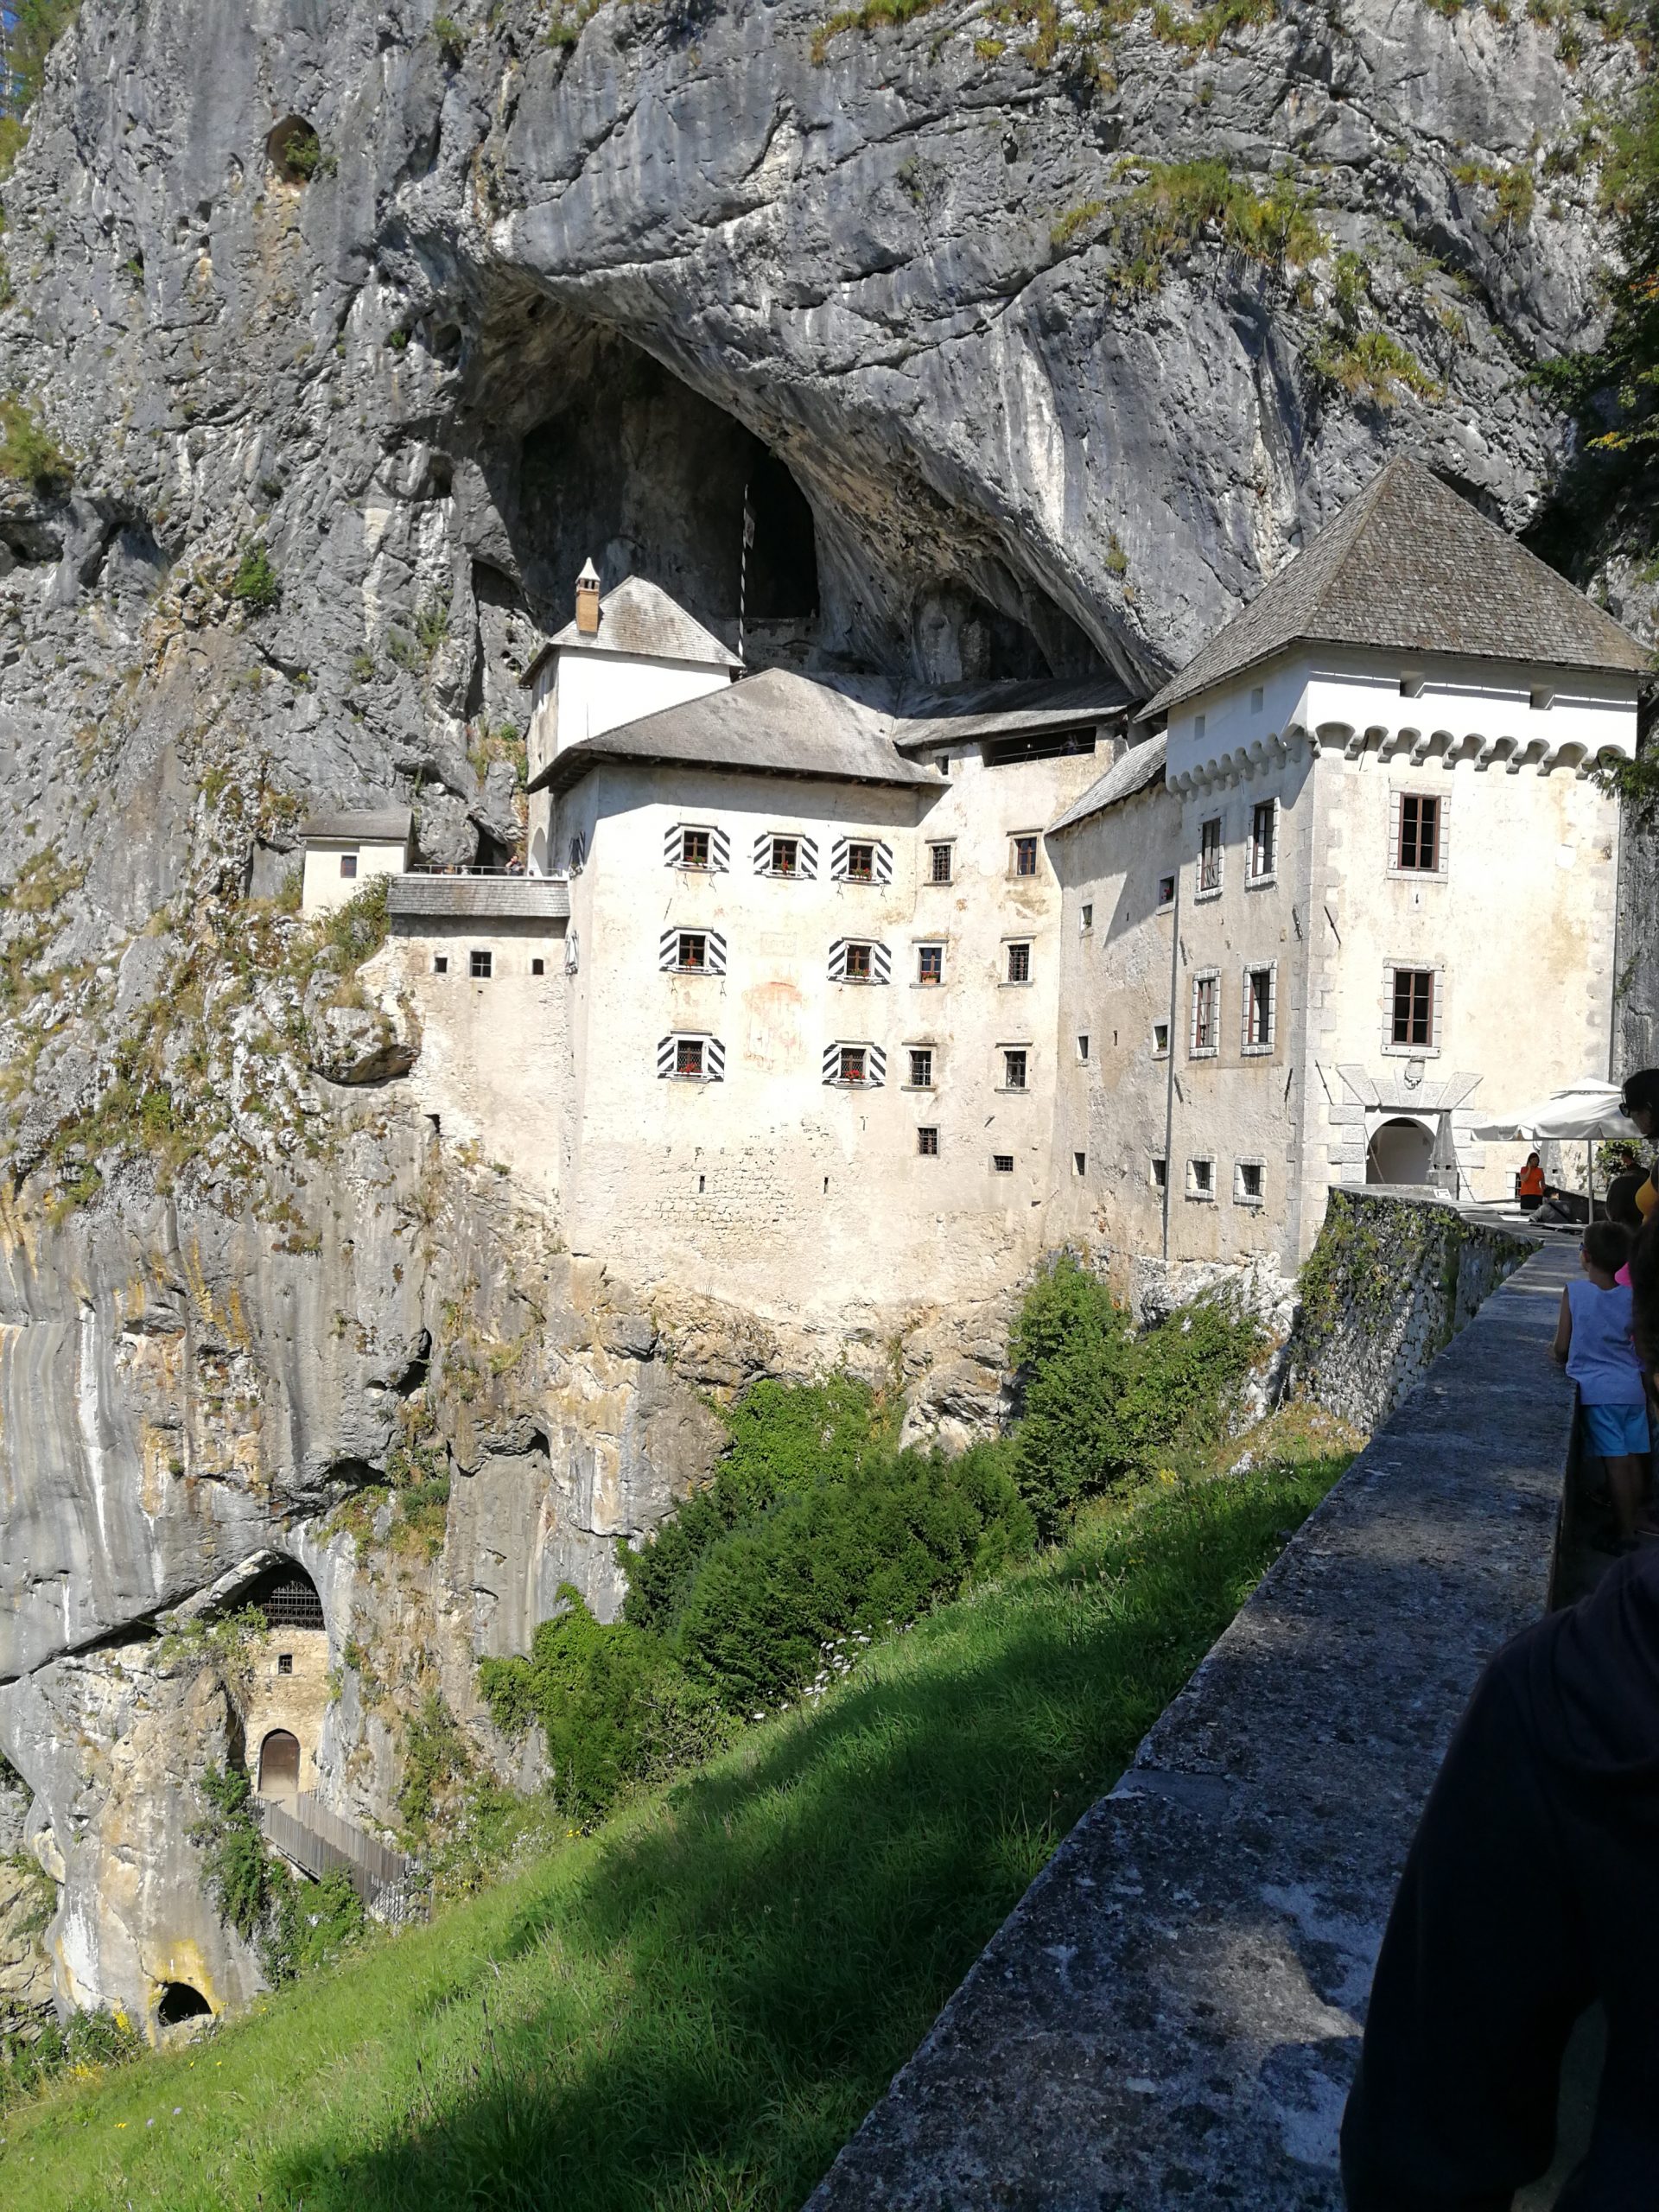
[1466,1079,1641,1217]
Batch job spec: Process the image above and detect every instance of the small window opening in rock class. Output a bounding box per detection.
[697,1173,706,1194]
[531,957,545,976]
[277,1652,294,1675]
[992,1154,1014,1174]
[156,1981,213,2028]
[428,1114,442,1138]
[1074,1152,1087,1177]
[433,954,448,975]
[266,116,322,187]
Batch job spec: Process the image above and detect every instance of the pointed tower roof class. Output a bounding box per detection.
[1141,457,1648,723]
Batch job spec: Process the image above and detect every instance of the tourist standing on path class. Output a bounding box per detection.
[1519,1152,1547,1211]
[1553,1221,1651,1548]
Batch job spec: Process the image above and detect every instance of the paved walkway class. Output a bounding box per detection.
[807,1243,1578,2211]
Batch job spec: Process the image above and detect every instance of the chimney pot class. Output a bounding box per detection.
[575,559,601,638]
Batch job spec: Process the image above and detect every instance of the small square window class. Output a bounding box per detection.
[1081,901,1094,932]
[844,842,874,882]
[681,828,712,869]
[839,1046,868,1084]
[929,843,953,885]
[1151,1156,1167,1190]
[1158,874,1175,908]
[1012,835,1039,878]
[843,942,873,981]
[918,944,944,986]
[1198,817,1223,895]
[1235,1160,1265,1204]
[676,1038,705,1078]
[1249,799,1276,881]
[1077,1033,1090,1062]
[470,949,493,979]
[1073,1151,1086,1177]
[340,852,359,880]
[771,835,799,877]
[678,931,708,972]
[531,957,545,976]
[918,1125,939,1157]
[276,1652,294,1676]
[1003,1048,1027,1090]
[1006,942,1031,984]
[1153,1021,1169,1057]
[992,1154,1015,1174]
[1187,1157,1215,1200]
[432,954,448,976]
[909,1047,934,1089]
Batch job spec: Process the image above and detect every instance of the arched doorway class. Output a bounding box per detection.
[1367,1116,1435,1185]
[257,1728,301,1802]
[156,1980,213,2029]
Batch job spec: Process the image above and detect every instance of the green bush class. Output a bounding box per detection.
[231,543,280,613]
[0,395,68,487]
[0,2003,143,2113]
[1010,1254,1260,1535]
[265,1866,365,1984]
[190,1763,269,1938]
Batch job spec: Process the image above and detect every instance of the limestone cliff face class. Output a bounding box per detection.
[0,0,1648,2029]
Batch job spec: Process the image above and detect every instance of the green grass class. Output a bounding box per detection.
[0,1448,1348,2211]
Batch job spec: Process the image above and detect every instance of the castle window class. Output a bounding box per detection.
[1190,971,1218,1057]
[340,853,358,880]
[1153,1021,1169,1057]
[908,1047,934,1089]
[1074,1151,1086,1177]
[658,1033,726,1081]
[433,955,448,975]
[1235,1160,1265,1205]
[1151,1156,1167,1190]
[843,942,872,981]
[929,843,953,884]
[531,957,544,976]
[677,1039,704,1077]
[681,828,711,868]
[1077,1033,1090,1062]
[1243,963,1276,1053]
[677,931,708,972]
[1187,1157,1215,1201]
[1390,966,1437,1049]
[247,1565,326,1632]
[917,944,944,986]
[992,1154,1014,1174]
[568,832,587,872]
[1011,835,1039,879]
[1081,902,1093,932]
[470,949,493,979]
[840,1046,868,1084]
[918,1126,939,1157]
[822,1040,885,1087]
[1002,1047,1028,1091]
[845,842,874,882]
[276,1652,294,1676]
[1249,685,1264,714]
[661,927,728,976]
[1158,874,1175,908]
[772,835,800,877]
[1005,941,1031,984]
[1395,792,1444,874]
[1198,817,1223,897]
[1249,799,1277,882]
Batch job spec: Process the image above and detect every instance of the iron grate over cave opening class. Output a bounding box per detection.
[245,1564,326,1631]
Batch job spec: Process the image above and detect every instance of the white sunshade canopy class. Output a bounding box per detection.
[1466,1079,1640,1145]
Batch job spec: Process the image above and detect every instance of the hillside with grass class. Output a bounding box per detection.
[0,1262,1354,2211]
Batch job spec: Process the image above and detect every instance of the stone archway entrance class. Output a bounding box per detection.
[1367,1116,1436,1185]
[257,1728,301,1802]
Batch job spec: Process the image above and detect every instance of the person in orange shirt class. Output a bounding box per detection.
[1517,1152,1547,1211]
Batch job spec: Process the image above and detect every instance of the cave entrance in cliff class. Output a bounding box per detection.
[244,1562,326,1632]
[257,1729,302,1802]
[508,327,819,651]
[156,1980,213,2028]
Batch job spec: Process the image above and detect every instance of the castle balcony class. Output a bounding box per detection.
[387,870,571,924]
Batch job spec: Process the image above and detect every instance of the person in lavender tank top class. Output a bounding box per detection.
[1552,1219,1652,1548]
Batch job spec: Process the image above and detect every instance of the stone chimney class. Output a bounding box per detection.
[575,558,601,638]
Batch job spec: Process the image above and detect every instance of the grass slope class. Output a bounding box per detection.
[1,1450,1347,2211]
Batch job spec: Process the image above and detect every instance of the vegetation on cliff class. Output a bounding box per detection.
[0,1434,1348,2211]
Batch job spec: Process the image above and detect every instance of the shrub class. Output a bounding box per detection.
[190,1764,269,1938]
[397,1691,474,1841]
[265,1866,365,1984]
[231,543,280,613]
[1104,159,1324,291]
[0,395,69,487]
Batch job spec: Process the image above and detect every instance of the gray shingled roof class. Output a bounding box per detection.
[530,668,944,796]
[388,875,571,921]
[891,674,1135,751]
[300,807,412,842]
[1141,457,1649,723]
[522,575,742,686]
[1047,732,1168,834]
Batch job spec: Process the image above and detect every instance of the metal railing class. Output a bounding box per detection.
[256,1791,423,1921]
[406,864,569,880]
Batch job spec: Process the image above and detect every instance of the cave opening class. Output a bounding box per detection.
[239,1561,326,1633]
[156,1980,213,2027]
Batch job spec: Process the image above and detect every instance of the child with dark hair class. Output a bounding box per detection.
[1554,1218,1650,1547]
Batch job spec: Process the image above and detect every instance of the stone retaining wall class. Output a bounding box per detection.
[806,1238,1576,2212]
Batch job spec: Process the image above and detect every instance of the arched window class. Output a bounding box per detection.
[257,1729,302,1801]
[243,1562,325,1632]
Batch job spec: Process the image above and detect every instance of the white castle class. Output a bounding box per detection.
[305,460,1647,1323]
